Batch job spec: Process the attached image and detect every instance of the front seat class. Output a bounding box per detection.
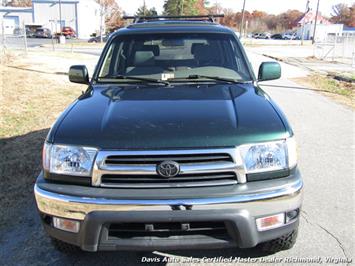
[126,51,163,75]
[193,44,220,67]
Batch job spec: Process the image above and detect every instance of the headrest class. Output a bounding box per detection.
[134,44,160,56]
[191,43,207,55]
[193,44,217,63]
[142,45,160,56]
[134,51,155,66]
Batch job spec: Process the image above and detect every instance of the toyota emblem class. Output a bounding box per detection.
[156,161,180,178]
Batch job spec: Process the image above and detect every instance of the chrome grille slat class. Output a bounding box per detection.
[102,173,236,182]
[99,161,237,175]
[92,148,246,187]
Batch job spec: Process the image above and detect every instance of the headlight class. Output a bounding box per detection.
[43,143,97,176]
[238,137,297,174]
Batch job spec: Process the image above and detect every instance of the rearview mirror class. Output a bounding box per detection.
[258,62,281,81]
[69,65,89,84]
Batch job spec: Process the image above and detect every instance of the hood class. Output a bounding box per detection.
[51,84,289,149]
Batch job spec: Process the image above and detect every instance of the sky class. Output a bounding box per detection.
[119,0,354,16]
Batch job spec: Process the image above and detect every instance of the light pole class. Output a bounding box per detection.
[239,0,246,39]
[301,0,310,46]
[312,0,320,44]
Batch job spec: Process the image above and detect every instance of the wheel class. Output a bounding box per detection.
[50,237,80,253]
[259,229,298,254]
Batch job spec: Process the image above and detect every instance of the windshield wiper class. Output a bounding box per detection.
[98,75,169,85]
[169,75,251,84]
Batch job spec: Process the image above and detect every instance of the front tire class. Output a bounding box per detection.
[259,229,298,253]
[50,237,80,253]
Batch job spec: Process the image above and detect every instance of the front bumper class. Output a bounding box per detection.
[35,171,303,251]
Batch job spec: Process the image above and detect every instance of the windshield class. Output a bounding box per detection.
[97,33,252,82]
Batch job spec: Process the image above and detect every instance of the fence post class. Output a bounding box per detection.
[1,19,6,52]
[23,22,28,54]
[332,35,337,62]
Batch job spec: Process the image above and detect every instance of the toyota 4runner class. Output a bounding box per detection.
[34,15,303,253]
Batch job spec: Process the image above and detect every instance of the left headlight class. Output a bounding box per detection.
[238,137,297,174]
[43,143,97,176]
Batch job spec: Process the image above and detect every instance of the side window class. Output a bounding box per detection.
[231,40,249,79]
[99,44,114,77]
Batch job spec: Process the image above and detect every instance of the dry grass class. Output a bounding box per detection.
[293,74,355,109]
[0,61,84,229]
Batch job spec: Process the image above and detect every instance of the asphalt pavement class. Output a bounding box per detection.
[0,49,353,266]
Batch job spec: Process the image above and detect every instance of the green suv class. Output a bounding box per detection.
[34,15,303,253]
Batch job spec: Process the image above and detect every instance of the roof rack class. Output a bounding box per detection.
[123,14,224,24]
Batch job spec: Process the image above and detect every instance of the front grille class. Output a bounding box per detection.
[104,153,233,165]
[93,149,240,188]
[108,221,229,240]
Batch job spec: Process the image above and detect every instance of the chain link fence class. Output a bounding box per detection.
[314,34,355,66]
[1,28,28,52]
[0,22,100,55]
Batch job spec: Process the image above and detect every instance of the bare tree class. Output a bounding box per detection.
[95,0,123,40]
[5,0,32,7]
[330,3,355,27]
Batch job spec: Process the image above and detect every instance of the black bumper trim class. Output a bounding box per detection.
[41,209,299,251]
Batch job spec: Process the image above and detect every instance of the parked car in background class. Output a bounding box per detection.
[283,32,299,40]
[35,28,52,38]
[60,27,76,39]
[25,25,42,38]
[271,33,284,40]
[257,32,271,39]
[88,35,108,43]
[14,26,41,38]
[252,32,261,38]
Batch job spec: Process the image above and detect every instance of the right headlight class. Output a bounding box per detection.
[43,143,97,176]
[238,137,297,174]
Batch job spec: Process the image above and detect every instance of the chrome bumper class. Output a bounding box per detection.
[34,177,303,221]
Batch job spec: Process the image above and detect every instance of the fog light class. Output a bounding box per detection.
[256,213,285,231]
[286,209,299,223]
[53,217,80,233]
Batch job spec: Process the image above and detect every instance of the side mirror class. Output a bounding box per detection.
[69,65,89,84]
[258,62,281,81]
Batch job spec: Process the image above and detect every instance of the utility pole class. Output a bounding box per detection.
[301,0,310,46]
[239,0,246,39]
[143,0,146,16]
[99,0,103,43]
[58,0,62,34]
[312,0,320,44]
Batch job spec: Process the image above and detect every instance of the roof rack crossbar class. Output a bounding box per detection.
[123,14,224,24]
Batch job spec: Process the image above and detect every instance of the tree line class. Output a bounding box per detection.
[3,0,355,32]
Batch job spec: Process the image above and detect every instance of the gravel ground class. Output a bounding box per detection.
[0,49,353,266]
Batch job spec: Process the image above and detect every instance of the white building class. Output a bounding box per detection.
[0,0,101,38]
[297,23,344,42]
[32,0,101,38]
[296,11,343,42]
[0,6,32,34]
